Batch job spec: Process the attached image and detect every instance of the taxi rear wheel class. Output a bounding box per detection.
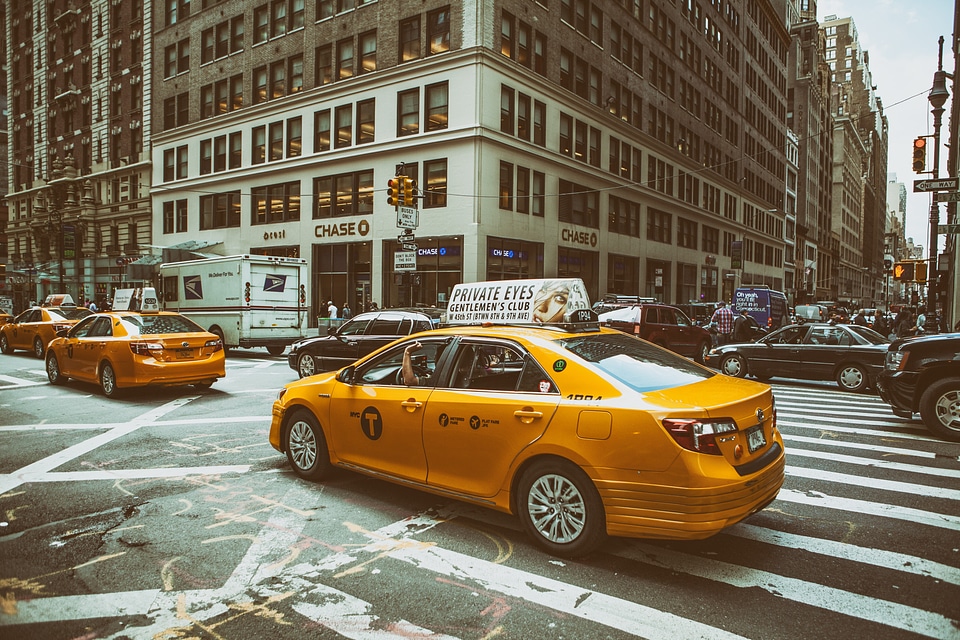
[721,353,747,378]
[836,364,868,393]
[266,345,285,356]
[297,353,317,378]
[920,377,960,442]
[99,362,121,397]
[516,460,606,558]
[284,410,332,480]
[46,353,66,385]
[33,336,45,359]
[0,333,11,354]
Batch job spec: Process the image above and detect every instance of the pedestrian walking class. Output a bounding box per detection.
[710,302,735,345]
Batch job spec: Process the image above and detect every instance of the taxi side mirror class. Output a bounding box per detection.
[337,365,356,384]
[56,328,69,338]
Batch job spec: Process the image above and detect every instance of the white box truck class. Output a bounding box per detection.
[158,255,309,355]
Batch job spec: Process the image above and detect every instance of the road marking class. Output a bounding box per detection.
[776,487,960,530]
[786,449,960,479]
[0,396,198,495]
[778,419,940,442]
[786,465,960,499]
[727,523,960,586]
[613,541,959,639]
[15,466,251,483]
[0,374,47,390]
[781,434,944,459]
[0,416,268,432]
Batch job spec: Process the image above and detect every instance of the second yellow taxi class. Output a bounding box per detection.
[45,290,225,397]
[268,279,785,557]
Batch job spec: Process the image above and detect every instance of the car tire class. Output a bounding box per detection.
[919,377,960,442]
[99,362,121,397]
[46,352,66,385]
[266,345,285,356]
[515,459,606,558]
[836,363,868,393]
[695,341,710,364]
[720,354,747,378]
[192,380,214,390]
[283,409,332,480]
[0,333,11,354]
[33,336,45,359]
[297,353,317,378]
[210,326,229,355]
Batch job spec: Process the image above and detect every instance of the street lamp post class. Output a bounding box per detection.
[928,36,951,325]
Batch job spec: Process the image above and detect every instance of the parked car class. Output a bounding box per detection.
[45,310,225,397]
[795,304,829,322]
[288,308,443,378]
[269,278,784,557]
[876,332,960,441]
[676,302,718,326]
[0,305,92,358]
[704,322,890,392]
[597,303,712,363]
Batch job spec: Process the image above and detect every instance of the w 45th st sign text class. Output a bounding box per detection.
[913,177,959,192]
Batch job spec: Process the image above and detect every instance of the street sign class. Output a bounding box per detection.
[938,224,960,234]
[913,177,959,192]
[397,205,418,229]
[397,232,416,243]
[394,250,417,271]
[401,242,418,251]
[935,191,960,202]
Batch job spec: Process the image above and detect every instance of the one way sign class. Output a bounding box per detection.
[914,177,959,192]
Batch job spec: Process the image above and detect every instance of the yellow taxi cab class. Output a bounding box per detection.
[44,287,225,397]
[0,297,92,358]
[268,279,785,557]
[0,307,12,329]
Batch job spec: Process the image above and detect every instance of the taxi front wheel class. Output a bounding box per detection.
[99,362,121,397]
[284,409,332,480]
[46,353,66,385]
[516,460,606,558]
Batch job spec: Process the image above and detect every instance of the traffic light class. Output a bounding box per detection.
[402,177,417,208]
[893,262,914,281]
[913,137,926,173]
[914,261,928,283]
[387,177,402,207]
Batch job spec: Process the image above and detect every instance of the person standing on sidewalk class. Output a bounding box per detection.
[711,301,735,345]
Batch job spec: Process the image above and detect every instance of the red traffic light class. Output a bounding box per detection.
[913,137,927,172]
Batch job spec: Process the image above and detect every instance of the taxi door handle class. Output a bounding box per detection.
[401,399,423,412]
[514,409,543,424]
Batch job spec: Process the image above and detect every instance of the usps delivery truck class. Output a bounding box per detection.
[158,255,309,355]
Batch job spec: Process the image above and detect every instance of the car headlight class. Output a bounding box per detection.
[885,350,907,371]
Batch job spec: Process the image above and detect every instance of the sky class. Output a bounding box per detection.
[816,0,956,253]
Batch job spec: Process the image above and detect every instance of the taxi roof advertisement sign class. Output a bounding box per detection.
[446,278,591,324]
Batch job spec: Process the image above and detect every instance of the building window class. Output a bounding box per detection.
[499,161,514,211]
[678,217,698,249]
[516,166,530,214]
[427,6,450,55]
[199,140,212,175]
[398,88,419,136]
[200,191,241,230]
[335,104,352,148]
[288,116,303,157]
[252,125,266,164]
[164,39,189,78]
[647,208,672,244]
[229,131,243,168]
[337,38,354,80]
[315,44,332,85]
[559,179,599,228]
[270,121,284,160]
[399,16,420,63]
[252,181,301,225]
[314,170,375,218]
[314,109,331,151]
[423,158,447,208]
[163,92,189,130]
[425,82,448,131]
[357,99,375,144]
[359,30,377,73]
[532,171,545,217]
[500,85,515,135]
[165,0,190,26]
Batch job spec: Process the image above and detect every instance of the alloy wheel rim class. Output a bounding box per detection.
[840,367,862,389]
[300,355,315,377]
[47,356,58,380]
[935,390,960,432]
[527,473,586,543]
[102,367,115,394]
[289,421,317,469]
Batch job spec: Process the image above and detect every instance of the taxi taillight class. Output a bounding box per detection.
[130,342,163,355]
[663,418,738,455]
[205,338,223,353]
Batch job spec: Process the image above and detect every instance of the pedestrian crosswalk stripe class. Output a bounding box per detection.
[787,448,960,479]
[776,487,960,530]
[786,465,960,500]
[781,434,944,459]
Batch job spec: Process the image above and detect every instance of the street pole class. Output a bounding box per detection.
[928,37,951,322]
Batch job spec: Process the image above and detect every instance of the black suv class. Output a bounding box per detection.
[288,308,442,378]
[876,332,960,441]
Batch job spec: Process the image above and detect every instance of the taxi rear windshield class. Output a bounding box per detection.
[119,314,206,335]
[49,307,93,321]
[559,332,713,392]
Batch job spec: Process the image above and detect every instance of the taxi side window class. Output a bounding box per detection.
[449,343,552,393]
[368,318,402,335]
[70,316,99,338]
[87,317,114,338]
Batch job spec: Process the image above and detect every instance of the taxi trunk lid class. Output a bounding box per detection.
[133,333,218,362]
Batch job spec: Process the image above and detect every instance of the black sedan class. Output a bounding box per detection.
[704,322,890,392]
[288,308,442,378]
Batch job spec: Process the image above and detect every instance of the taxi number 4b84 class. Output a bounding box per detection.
[746,424,766,453]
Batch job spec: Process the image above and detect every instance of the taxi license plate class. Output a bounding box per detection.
[746,424,766,453]
[175,348,194,359]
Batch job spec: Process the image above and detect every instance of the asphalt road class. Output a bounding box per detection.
[0,348,958,639]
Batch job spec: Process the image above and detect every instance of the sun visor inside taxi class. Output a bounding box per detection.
[445,278,594,325]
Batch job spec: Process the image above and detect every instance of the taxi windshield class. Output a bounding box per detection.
[559,332,713,392]
[49,307,93,321]
[118,314,205,336]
